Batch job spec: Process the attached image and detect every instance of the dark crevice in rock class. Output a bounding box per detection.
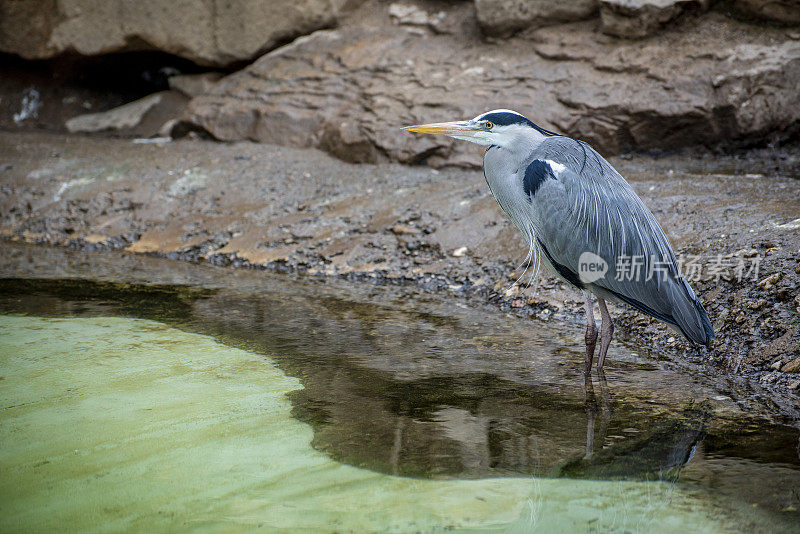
[0,50,230,134]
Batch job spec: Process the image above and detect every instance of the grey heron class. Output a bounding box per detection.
[403,109,714,371]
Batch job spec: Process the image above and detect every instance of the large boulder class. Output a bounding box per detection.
[183,2,800,166]
[534,18,800,152]
[475,0,599,37]
[599,0,710,38]
[0,0,361,67]
[168,72,223,98]
[726,0,800,25]
[65,91,188,137]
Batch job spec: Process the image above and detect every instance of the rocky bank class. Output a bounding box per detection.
[1,132,798,403]
[0,1,798,402]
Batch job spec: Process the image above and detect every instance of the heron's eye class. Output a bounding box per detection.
[485,121,494,130]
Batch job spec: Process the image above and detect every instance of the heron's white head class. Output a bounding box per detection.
[402,109,558,150]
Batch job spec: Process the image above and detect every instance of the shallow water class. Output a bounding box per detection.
[1,248,799,532]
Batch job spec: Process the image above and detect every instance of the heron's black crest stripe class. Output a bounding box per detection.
[479,112,560,137]
[522,160,553,199]
[537,239,584,289]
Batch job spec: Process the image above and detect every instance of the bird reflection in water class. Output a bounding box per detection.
[560,372,709,482]
[313,368,711,484]
[583,370,611,460]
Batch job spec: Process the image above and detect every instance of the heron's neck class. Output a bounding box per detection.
[491,125,549,161]
[482,127,551,244]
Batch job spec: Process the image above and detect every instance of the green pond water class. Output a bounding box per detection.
[0,247,799,532]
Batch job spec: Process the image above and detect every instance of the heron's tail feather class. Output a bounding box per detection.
[606,278,714,347]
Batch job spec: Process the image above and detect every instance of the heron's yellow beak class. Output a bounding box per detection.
[401,121,476,137]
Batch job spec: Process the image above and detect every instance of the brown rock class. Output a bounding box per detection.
[758,273,780,290]
[726,0,800,25]
[184,3,800,166]
[388,3,448,33]
[65,91,188,137]
[391,224,420,235]
[475,0,599,37]
[0,0,362,67]
[782,357,800,373]
[168,73,223,98]
[761,330,799,360]
[600,0,709,38]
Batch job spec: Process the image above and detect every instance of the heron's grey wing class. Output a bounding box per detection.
[527,145,713,345]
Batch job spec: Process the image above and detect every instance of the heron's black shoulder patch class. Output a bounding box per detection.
[522,159,554,199]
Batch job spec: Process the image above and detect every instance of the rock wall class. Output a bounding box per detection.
[0,0,361,67]
[183,1,800,166]
[3,0,799,165]
[475,0,599,36]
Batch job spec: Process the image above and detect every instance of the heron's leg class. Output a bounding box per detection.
[584,294,598,373]
[597,298,614,369]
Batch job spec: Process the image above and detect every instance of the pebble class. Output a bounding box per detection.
[748,299,766,310]
[391,224,419,235]
[736,248,759,258]
[132,137,171,144]
[452,246,468,257]
[780,357,800,373]
[758,273,780,290]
